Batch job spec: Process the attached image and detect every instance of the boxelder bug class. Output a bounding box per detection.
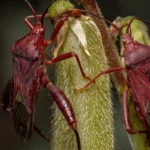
[1,1,92,149]
[75,15,150,135]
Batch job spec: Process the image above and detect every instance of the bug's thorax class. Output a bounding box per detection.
[12,22,46,60]
[123,34,150,69]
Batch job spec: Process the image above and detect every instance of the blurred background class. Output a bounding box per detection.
[0,0,150,149]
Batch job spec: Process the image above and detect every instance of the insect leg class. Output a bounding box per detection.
[25,10,82,46]
[24,0,55,29]
[1,77,13,112]
[24,14,49,30]
[76,67,125,92]
[25,10,81,41]
[24,0,39,30]
[40,73,81,150]
[47,52,92,81]
[126,17,150,36]
[24,15,39,30]
[122,86,148,134]
[47,83,81,150]
[34,125,52,143]
[46,83,76,129]
[44,10,82,46]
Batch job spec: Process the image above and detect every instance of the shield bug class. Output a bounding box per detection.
[76,16,150,135]
[1,1,92,148]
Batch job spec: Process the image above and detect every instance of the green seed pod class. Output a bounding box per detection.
[110,16,150,150]
[49,1,113,150]
[48,0,74,19]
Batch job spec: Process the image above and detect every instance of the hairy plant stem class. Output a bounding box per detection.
[81,0,126,87]
[51,17,113,150]
[48,0,114,149]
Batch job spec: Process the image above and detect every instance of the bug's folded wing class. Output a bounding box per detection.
[128,69,150,119]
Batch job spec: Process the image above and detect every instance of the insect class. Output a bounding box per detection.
[76,16,150,134]
[1,1,92,149]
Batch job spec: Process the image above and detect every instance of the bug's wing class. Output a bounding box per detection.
[10,32,42,142]
[128,69,150,127]
[12,58,38,142]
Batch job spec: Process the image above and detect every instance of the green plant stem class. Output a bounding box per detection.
[81,0,126,87]
[50,4,114,149]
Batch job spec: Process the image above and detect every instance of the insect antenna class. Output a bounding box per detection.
[72,8,123,35]
[24,0,39,22]
[79,9,150,39]
[41,0,56,25]
[126,17,150,36]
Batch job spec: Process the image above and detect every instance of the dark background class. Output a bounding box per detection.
[0,0,150,150]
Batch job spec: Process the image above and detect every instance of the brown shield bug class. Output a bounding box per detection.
[76,16,150,134]
[1,1,92,149]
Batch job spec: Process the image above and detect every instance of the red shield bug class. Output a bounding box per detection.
[76,16,150,135]
[1,1,92,149]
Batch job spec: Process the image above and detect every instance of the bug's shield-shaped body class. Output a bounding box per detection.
[124,34,150,128]
[10,22,45,142]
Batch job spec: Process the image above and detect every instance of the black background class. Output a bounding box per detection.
[0,0,150,149]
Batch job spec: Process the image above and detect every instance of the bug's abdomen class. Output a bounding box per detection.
[12,91,33,142]
[12,33,39,60]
